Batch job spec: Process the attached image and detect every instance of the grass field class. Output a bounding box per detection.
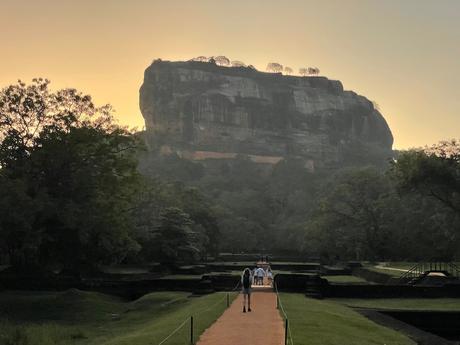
[0,289,237,345]
[279,293,415,345]
[377,262,417,270]
[321,275,369,284]
[333,298,460,311]
[363,263,404,277]
[158,274,203,280]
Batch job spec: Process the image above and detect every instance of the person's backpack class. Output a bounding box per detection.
[243,272,251,288]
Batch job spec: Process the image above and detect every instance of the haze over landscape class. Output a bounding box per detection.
[3,1,460,345]
[1,0,459,149]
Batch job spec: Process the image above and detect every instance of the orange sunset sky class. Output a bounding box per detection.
[1,0,459,149]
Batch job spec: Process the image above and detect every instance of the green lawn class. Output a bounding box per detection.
[363,264,402,277]
[279,293,415,345]
[321,275,369,284]
[377,262,417,270]
[270,261,320,265]
[333,298,460,311]
[208,261,256,266]
[208,270,243,275]
[0,289,236,345]
[158,274,202,280]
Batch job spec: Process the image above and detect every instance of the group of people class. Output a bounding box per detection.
[252,266,273,285]
[240,265,273,313]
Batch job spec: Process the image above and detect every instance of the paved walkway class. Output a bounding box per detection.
[197,287,284,345]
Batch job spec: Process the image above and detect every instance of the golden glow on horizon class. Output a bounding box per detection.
[1,0,459,149]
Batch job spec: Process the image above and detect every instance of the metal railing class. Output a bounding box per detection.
[398,262,460,284]
[156,281,240,345]
[274,282,294,345]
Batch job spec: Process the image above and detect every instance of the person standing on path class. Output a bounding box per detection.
[267,268,273,287]
[256,267,266,285]
[241,268,253,313]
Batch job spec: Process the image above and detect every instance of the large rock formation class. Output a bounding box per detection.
[140,59,393,171]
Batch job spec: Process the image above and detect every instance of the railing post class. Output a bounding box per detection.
[285,318,288,345]
[277,295,279,309]
[227,293,229,308]
[190,316,194,345]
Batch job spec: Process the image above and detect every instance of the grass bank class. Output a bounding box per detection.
[333,298,460,311]
[279,293,415,345]
[0,289,236,345]
[321,275,369,284]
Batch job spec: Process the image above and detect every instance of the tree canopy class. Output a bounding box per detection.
[0,79,219,273]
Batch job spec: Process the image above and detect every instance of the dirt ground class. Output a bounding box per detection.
[197,288,284,345]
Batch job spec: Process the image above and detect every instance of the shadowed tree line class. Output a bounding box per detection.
[142,138,460,262]
[1,79,459,273]
[304,142,460,262]
[0,79,218,275]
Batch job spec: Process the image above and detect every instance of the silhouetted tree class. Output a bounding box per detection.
[299,68,308,76]
[190,56,208,62]
[214,56,230,66]
[308,67,320,76]
[231,60,246,67]
[0,79,143,272]
[391,140,460,215]
[284,66,293,75]
[266,62,283,73]
[152,207,200,264]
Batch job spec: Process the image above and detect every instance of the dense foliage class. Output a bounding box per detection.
[142,141,460,262]
[0,79,218,273]
[1,79,459,270]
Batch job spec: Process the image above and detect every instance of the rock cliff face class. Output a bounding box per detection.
[140,60,393,171]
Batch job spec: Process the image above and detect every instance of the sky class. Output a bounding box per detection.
[1,0,459,149]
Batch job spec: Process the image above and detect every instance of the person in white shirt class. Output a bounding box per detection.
[256,267,266,285]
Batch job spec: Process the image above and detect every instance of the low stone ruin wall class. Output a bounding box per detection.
[323,284,460,298]
[274,273,460,298]
[0,271,242,299]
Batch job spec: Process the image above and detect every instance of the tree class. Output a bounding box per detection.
[0,78,116,172]
[231,60,246,67]
[31,126,142,271]
[391,141,460,215]
[153,207,200,264]
[299,68,308,76]
[0,79,142,272]
[266,62,283,73]
[307,67,320,76]
[284,66,293,75]
[214,56,230,66]
[305,167,397,261]
[189,56,209,62]
[132,177,220,262]
[0,176,41,269]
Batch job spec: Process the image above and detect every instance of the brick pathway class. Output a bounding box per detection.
[197,287,284,345]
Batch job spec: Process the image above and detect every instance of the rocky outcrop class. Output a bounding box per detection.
[139,59,393,170]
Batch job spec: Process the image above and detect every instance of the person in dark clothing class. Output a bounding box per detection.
[241,268,253,312]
